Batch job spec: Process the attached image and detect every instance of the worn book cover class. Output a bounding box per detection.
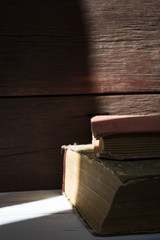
[62,144,160,236]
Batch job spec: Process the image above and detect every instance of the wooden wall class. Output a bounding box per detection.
[0,0,160,191]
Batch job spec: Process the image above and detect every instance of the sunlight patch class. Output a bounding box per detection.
[0,195,72,226]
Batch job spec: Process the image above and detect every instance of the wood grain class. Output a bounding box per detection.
[0,94,160,191]
[0,0,160,96]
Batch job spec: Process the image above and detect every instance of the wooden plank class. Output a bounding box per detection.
[0,94,160,191]
[0,0,160,96]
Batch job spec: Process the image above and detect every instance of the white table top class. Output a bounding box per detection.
[0,190,159,240]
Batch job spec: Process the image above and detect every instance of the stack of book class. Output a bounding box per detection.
[62,115,160,236]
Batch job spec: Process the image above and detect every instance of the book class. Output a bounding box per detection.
[91,115,160,160]
[62,144,160,236]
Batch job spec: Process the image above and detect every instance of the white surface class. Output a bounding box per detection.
[0,190,160,240]
[0,195,72,225]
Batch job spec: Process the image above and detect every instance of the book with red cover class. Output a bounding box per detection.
[91,115,160,160]
[91,115,160,137]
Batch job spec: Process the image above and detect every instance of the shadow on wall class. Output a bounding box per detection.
[0,0,99,191]
[0,0,92,95]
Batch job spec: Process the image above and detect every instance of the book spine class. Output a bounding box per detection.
[92,137,100,154]
[61,146,68,194]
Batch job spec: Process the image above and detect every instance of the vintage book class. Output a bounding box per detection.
[62,144,160,236]
[91,115,160,160]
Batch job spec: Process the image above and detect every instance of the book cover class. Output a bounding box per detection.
[62,144,160,236]
[91,115,160,160]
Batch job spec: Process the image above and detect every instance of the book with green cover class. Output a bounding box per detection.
[62,144,160,236]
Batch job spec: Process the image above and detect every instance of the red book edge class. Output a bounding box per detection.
[61,146,68,195]
[91,114,160,137]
